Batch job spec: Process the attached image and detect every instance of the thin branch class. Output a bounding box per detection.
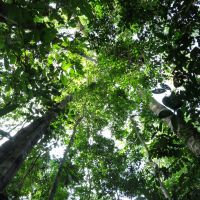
[17,152,41,193]
[8,118,27,134]
[0,13,18,25]
[60,44,98,64]
[86,171,92,200]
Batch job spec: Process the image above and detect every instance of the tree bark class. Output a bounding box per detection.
[0,111,56,191]
[0,96,72,191]
[150,99,200,157]
[48,117,82,200]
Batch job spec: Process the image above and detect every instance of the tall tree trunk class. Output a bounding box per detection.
[150,99,200,157]
[0,96,72,191]
[48,117,82,200]
[0,111,56,191]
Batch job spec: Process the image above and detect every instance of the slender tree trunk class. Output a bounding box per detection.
[48,117,82,200]
[131,118,171,200]
[0,96,72,191]
[150,99,200,157]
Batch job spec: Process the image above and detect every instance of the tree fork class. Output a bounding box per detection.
[150,99,200,157]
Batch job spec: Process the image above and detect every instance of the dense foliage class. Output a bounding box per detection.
[0,0,200,199]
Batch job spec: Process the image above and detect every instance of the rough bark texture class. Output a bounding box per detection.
[150,99,200,157]
[0,111,57,191]
[0,95,72,191]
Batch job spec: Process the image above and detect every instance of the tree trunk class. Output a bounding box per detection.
[0,111,56,191]
[48,117,82,200]
[131,117,171,200]
[0,96,72,191]
[150,99,200,157]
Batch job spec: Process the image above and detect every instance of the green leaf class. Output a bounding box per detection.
[60,73,68,85]
[0,35,5,49]
[9,54,16,64]
[61,61,72,71]
[43,29,57,43]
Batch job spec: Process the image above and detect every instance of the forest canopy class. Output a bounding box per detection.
[0,0,200,199]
